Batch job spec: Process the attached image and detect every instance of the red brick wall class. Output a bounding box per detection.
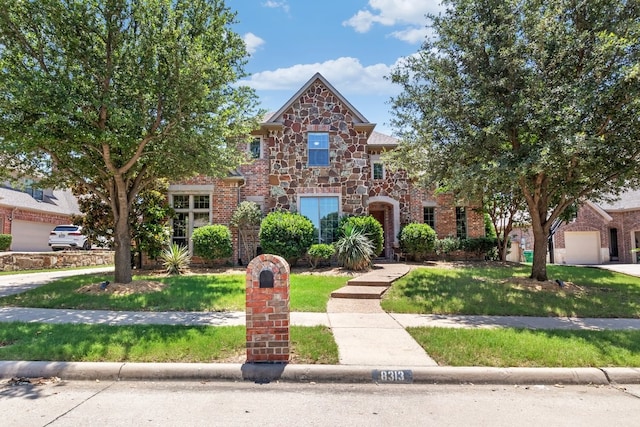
[406,190,484,239]
[551,203,640,263]
[0,206,73,236]
[245,254,290,363]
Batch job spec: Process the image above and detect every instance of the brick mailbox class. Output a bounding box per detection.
[245,254,290,363]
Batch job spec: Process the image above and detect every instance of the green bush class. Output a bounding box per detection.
[160,243,191,275]
[435,237,461,256]
[191,225,233,260]
[460,237,498,259]
[399,223,436,260]
[259,211,314,265]
[307,243,336,269]
[334,224,375,271]
[0,234,11,251]
[338,215,383,255]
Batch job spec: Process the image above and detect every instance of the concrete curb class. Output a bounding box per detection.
[1,361,638,385]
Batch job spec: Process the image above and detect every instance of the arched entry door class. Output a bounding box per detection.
[368,196,400,260]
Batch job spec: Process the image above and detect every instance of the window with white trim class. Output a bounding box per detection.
[373,162,384,180]
[249,137,262,159]
[170,194,211,250]
[308,132,329,166]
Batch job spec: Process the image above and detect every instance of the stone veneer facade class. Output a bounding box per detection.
[167,73,485,263]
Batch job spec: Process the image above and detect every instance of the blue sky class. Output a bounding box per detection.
[231,1,444,136]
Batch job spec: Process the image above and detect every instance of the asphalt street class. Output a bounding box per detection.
[1,380,639,427]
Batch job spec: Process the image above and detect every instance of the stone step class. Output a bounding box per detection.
[330,285,389,299]
[346,278,392,287]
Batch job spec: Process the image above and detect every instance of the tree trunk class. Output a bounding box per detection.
[498,224,513,261]
[111,175,134,284]
[530,220,550,281]
[113,211,133,283]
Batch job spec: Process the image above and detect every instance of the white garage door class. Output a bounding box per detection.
[11,220,54,252]
[565,231,600,265]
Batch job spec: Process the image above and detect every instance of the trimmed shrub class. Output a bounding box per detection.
[399,223,436,260]
[307,243,336,269]
[192,225,233,260]
[334,224,375,271]
[460,237,498,259]
[160,243,191,275]
[259,211,314,265]
[338,215,384,255]
[435,237,461,256]
[0,234,11,251]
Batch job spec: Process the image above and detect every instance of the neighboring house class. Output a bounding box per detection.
[0,179,80,252]
[168,73,485,262]
[554,189,640,265]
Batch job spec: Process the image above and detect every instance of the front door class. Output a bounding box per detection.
[370,210,386,258]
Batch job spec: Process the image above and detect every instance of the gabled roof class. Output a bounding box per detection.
[0,184,80,216]
[263,73,372,127]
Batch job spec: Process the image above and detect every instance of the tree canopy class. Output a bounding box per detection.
[0,0,261,282]
[389,0,640,280]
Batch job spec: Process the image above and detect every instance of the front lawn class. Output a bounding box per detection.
[382,264,640,318]
[0,322,338,364]
[0,273,349,312]
[408,327,640,367]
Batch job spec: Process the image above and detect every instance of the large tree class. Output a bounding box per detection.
[389,0,640,280]
[0,0,260,283]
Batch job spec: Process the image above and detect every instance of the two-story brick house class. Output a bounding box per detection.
[168,73,484,263]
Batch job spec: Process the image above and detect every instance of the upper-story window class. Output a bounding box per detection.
[373,162,384,180]
[308,132,329,166]
[249,137,262,159]
[22,179,44,201]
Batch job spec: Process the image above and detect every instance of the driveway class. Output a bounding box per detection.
[593,263,640,278]
[0,267,114,297]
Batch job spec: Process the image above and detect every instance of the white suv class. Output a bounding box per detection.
[48,225,91,251]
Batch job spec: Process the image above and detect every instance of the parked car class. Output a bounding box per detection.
[48,225,91,251]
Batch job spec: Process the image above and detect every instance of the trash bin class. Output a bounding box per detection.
[523,250,533,262]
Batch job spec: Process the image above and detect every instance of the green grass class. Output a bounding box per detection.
[0,322,338,364]
[382,264,640,318]
[0,273,348,312]
[408,327,640,367]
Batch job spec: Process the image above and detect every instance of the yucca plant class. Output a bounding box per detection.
[334,225,375,271]
[160,243,191,275]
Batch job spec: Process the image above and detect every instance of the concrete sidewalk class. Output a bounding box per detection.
[2,306,640,331]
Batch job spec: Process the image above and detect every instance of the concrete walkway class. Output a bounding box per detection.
[327,264,437,366]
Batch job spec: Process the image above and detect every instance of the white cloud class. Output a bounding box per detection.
[243,33,265,55]
[243,57,400,96]
[342,10,393,33]
[262,1,290,13]
[390,27,429,44]
[343,0,444,43]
